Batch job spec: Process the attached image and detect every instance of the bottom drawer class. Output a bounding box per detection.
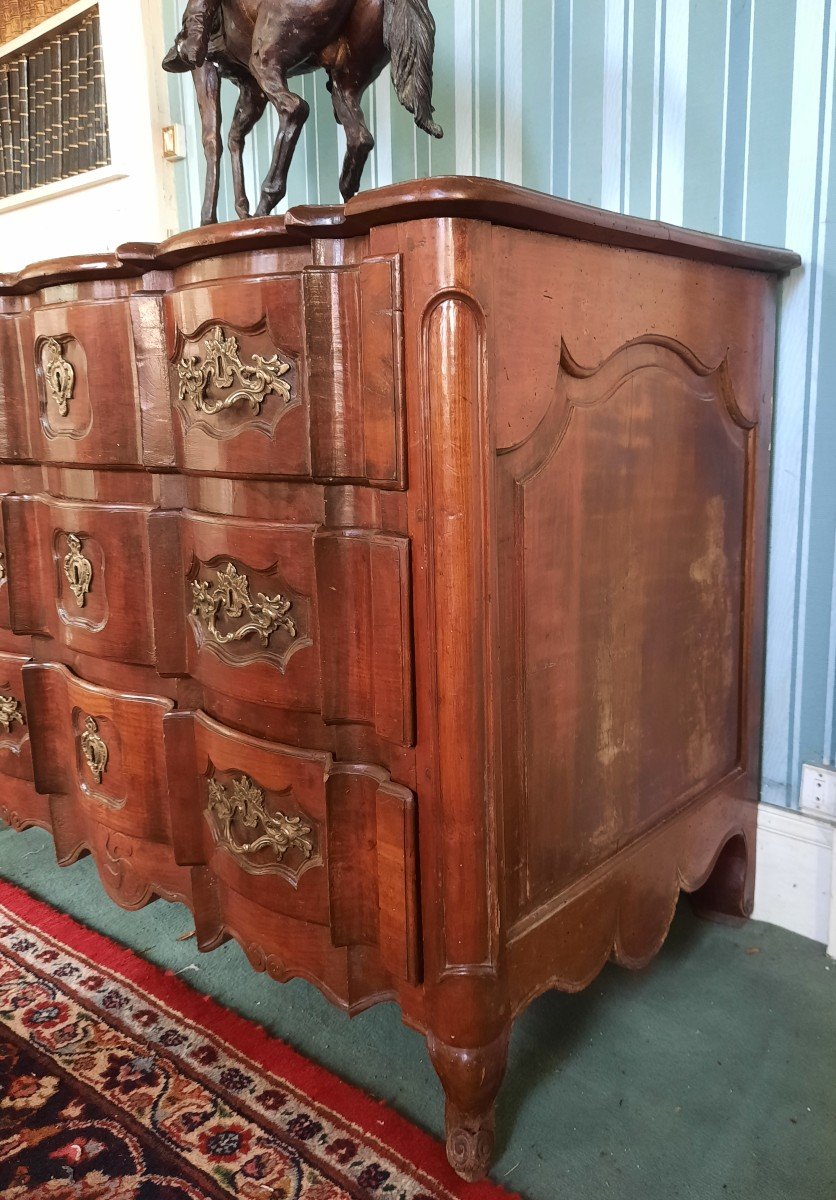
[165,710,421,1002]
[22,663,192,909]
[0,651,46,831]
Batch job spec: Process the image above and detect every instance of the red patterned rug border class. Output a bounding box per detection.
[0,878,518,1200]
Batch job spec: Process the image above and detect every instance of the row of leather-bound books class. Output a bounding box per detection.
[0,6,110,199]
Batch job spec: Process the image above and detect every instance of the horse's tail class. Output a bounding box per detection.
[383,0,443,139]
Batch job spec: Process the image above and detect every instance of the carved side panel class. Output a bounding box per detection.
[496,336,755,924]
[314,530,414,746]
[21,300,145,466]
[305,255,404,487]
[129,292,176,468]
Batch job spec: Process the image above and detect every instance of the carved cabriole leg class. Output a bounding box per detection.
[689,829,754,926]
[427,1026,510,1183]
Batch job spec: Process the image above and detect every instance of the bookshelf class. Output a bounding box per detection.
[0,2,109,198]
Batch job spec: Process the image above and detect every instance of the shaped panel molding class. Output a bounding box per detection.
[495,334,755,925]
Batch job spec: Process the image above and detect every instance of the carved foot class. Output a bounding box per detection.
[445,1101,495,1182]
[427,1027,510,1182]
[690,832,753,926]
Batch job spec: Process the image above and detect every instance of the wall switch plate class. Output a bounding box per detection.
[162,124,186,162]
[800,764,836,820]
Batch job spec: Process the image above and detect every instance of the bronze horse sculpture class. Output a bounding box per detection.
[163,0,442,224]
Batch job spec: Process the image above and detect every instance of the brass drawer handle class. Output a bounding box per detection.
[44,337,75,417]
[177,325,291,417]
[191,561,296,647]
[63,533,93,608]
[0,694,24,732]
[207,774,313,866]
[81,716,108,783]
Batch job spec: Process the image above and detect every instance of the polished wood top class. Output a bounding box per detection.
[0,177,799,294]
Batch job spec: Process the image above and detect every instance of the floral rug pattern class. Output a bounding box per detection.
[0,885,512,1200]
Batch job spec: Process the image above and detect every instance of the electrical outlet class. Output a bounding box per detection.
[800,764,836,820]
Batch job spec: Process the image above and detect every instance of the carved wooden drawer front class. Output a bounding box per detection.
[0,311,31,463]
[164,257,403,485]
[164,710,420,988]
[178,510,318,712]
[2,494,179,667]
[19,296,172,469]
[177,511,414,743]
[22,662,192,908]
[0,649,46,833]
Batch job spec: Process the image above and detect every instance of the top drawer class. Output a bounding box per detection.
[18,294,174,469]
[164,256,404,485]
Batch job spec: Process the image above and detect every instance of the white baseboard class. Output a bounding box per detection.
[754,802,834,951]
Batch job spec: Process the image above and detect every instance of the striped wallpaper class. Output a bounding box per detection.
[163,0,836,810]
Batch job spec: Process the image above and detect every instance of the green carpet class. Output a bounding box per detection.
[1,824,833,1200]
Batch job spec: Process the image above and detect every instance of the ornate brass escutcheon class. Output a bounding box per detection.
[63,533,93,608]
[190,561,296,647]
[80,715,108,784]
[43,337,75,417]
[0,551,5,585]
[206,774,313,867]
[0,694,24,733]
[177,325,292,417]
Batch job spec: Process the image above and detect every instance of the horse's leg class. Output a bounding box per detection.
[194,60,222,226]
[228,79,267,220]
[248,59,309,217]
[330,75,374,201]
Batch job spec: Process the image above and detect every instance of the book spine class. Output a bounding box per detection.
[8,62,22,195]
[0,65,13,198]
[67,29,80,176]
[77,17,91,173]
[43,38,54,184]
[33,46,46,187]
[51,34,63,182]
[91,10,109,167]
[59,32,71,180]
[20,55,30,192]
[26,51,36,187]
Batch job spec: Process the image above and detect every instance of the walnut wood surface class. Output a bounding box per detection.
[0,178,792,1180]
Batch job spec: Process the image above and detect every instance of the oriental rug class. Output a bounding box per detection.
[0,878,515,1200]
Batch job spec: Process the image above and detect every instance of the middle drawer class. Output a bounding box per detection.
[2,496,414,745]
[3,493,178,667]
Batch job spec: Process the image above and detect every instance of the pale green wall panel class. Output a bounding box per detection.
[720,0,751,238]
[569,0,605,204]
[682,0,725,234]
[625,0,659,218]
[743,0,795,247]
[163,0,836,807]
[521,1,553,194]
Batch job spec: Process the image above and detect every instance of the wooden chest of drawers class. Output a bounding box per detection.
[0,179,797,1181]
